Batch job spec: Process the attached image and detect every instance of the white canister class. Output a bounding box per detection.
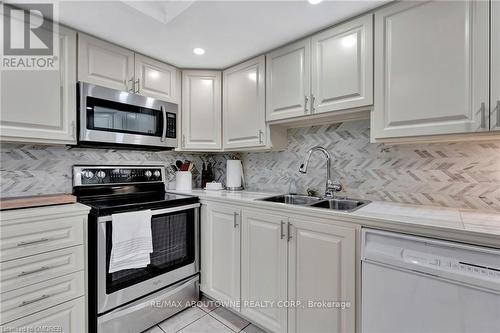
[175,171,192,191]
[226,160,244,190]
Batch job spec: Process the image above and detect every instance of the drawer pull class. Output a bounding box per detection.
[17,266,51,277]
[19,294,50,307]
[17,238,50,247]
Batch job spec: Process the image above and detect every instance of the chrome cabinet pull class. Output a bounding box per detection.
[19,294,50,307]
[311,95,316,113]
[160,105,167,142]
[18,266,51,277]
[496,100,500,128]
[258,130,264,144]
[233,212,239,228]
[287,222,292,242]
[17,238,49,247]
[135,78,140,94]
[182,135,186,147]
[304,96,309,113]
[71,121,76,139]
[127,78,135,93]
[280,220,285,240]
[480,102,486,129]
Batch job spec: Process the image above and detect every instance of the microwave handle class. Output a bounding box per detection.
[161,105,167,142]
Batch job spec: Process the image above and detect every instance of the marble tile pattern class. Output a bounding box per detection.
[241,120,500,211]
[144,296,266,333]
[0,143,233,197]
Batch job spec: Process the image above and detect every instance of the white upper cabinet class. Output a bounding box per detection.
[372,1,490,140]
[78,33,134,92]
[491,0,500,132]
[181,71,222,150]
[287,218,356,333]
[311,14,373,114]
[266,39,311,121]
[1,26,77,145]
[223,56,267,149]
[200,204,241,307]
[241,210,288,333]
[135,54,179,103]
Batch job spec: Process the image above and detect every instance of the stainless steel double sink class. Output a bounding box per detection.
[258,194,370,212]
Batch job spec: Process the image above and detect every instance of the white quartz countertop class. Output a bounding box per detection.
[170,189,500,247]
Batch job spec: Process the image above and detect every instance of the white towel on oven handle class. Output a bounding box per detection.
[109,209,153,273]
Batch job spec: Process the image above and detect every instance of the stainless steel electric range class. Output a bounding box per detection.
[73,165,200,333]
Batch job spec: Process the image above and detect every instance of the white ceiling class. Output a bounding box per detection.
[56,0,387,69]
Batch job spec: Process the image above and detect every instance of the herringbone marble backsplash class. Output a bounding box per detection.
[0,144,231,197]
[241,120,500,211]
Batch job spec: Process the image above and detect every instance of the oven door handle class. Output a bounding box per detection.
[160,105,167,142]
[97,203,200,223]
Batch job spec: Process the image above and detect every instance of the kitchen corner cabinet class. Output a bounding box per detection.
[266,39,311,121]
[287,218,356,333]
[371,0,490,140]
[78,34,179,103]
[241,210,288,333]
[181,70,222,151]
[223,56,267,149]
[311,14,373,114]
[0,26,77,145]
[491,0,500,131]
[200,204,241,308]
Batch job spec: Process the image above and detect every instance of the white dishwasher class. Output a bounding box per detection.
[361,228,500,333]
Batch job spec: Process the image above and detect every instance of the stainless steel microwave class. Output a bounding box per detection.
[78,82,177,149]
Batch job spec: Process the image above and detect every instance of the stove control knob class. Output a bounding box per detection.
[96,170,106,179]
[145,170,152,178]
[153,170,161,178]
[82,170,94,179]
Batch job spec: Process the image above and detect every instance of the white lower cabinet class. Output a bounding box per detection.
[201,204,241,308]
[201,202,357,333]
[287,218,356,333]
[241,210,288,333]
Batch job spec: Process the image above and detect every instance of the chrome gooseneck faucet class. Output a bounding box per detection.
[299,146,343,198]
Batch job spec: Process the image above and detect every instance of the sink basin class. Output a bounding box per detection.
[258,194,323,205]
[310,198,370,212]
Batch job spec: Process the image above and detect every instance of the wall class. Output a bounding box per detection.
[241,120,500,212]
[0,143,231,197]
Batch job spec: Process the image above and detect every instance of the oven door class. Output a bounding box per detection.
[97,203,199,314]
[79,82,177,148]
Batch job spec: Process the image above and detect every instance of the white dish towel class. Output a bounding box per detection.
[109,209,153,273]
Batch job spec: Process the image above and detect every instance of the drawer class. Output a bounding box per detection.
[0,271,85,324]
[0,296,85,332]
[0,215,84,262]
[0,246,84,293]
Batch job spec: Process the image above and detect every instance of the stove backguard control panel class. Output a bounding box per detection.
[73,166,165,186]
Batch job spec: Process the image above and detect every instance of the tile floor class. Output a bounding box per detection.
[143,296,267,333]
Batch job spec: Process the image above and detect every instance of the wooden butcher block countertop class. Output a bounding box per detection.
[0,194,77,210]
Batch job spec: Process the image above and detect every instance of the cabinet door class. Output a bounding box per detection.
[223,56,266,149]
[372,1,489,140]
[311,14,373,114]
[288,219,356,333]
[78,33,134,92]
[135,54,179,103]
[491,0,500,131]
[0,26,77,144]
[266,39,311,121]
[181,71,222,150]
[200,204,240,308]
[241,210,287,333]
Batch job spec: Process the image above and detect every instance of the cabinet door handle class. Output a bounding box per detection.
[258,130,264,144]
[18,266,51,277]
[287,222,292,242]
[311,95,315,113]
[496,100,500,128]
[182,135,186,147]
[233,212,239,228]
[280,220,285,239]
[19,294,50,307]
[17,238,50,247]
[304,96,309,113]
[127,78,135,93]
[480,102,486,129]
[71,121,76,139]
